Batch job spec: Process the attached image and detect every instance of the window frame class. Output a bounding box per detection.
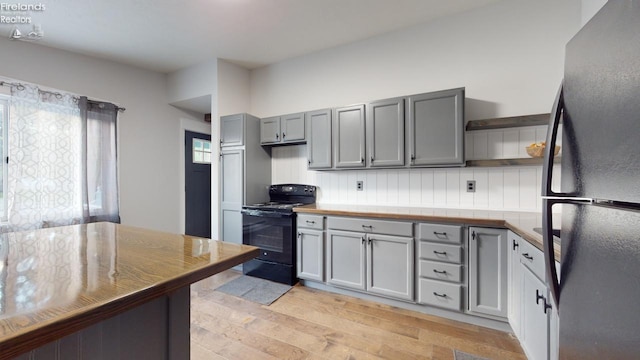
[0,95,8,222]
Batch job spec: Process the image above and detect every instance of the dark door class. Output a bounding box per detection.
[185,130,211,238]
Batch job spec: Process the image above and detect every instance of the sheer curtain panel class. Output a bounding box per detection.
[0,84,119,233]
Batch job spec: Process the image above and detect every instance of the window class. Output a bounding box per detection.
[0,96,7,222]
[192,138,212,164]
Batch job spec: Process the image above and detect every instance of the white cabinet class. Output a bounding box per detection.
[416,223,464,311]
[468,227,508,319]
[219,113,271,244]
[521,265,551,360]
[296,215,325,282]
[260,112,305,145]
[326,217,414,301]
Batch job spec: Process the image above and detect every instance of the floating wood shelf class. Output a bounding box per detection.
[466,157,561,167]
[466,113,551,131]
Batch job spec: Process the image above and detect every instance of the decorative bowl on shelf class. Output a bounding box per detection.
[526,142,560,158]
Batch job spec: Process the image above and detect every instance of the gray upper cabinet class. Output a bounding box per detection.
[333,104,366,168]
[281,112,305,142]
[306,109,332,169]
[408,88,465,166]
[366,97,405,167]
[220,113,245,147]
[260,116,280,144]
[260,112,305,145]
[467,227,508,319]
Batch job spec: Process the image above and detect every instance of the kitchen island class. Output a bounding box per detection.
[0,222,259,360]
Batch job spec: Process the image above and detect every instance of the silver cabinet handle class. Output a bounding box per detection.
[433,292,447,298]
[433,269,447,275]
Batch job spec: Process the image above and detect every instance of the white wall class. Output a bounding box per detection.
[0,38,198,233]
[166,59,217,104]
[212,59,251,239]
[581,0,608,25]
[253,0,581,212]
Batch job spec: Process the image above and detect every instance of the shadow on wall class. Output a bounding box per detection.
[465,98,499,121]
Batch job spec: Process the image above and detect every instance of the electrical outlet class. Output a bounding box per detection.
[357,181,364,191]
[466,180,476,193]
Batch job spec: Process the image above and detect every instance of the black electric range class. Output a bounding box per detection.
[241,184,316,285]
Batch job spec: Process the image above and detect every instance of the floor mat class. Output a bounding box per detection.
[454,349,490,360]
[215,275,292,305]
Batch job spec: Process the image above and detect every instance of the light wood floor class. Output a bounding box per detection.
[190,270,526,360]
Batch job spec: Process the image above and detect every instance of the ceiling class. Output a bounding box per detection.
[4,0,503,73]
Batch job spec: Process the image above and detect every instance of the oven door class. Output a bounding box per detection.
[242,209,294,265]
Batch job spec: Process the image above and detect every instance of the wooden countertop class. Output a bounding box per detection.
[294,204,562,259]
[0,222,259,359]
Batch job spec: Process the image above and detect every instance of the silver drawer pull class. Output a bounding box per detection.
[361,225,373,229]
[433,269,447,275]
[433,292,448,298]
[522,253,534,261]
[433,250,447,256]
[305,220,315,224]
[433,231,447,237]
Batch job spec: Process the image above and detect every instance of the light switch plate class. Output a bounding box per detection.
[466,180,476,193]
[357,181,364,191]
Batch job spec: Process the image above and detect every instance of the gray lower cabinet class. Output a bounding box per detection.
[507,231,523,338]
[366,97,404,167]
[513,235,559,360]
[296,215,325,282]
[220,149,244,245]
[219,113,271,244]
[416,223,464,311]
[326,217,414,301]
[333,104,366,168]
[407,88,464,166]
[306,109,332,169]
[467,227,508,319]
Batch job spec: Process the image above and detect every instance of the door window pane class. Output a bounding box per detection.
[192,138,212,164]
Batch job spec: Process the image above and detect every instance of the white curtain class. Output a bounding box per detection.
[1,84,120,232]
[6,84,83,231]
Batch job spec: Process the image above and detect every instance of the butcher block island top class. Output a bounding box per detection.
[294,203,561,258]
[0,222,259,360]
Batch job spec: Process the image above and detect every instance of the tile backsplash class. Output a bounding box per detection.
[271,125,562,212]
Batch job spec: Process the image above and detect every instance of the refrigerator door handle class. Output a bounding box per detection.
[542,198,561,309]
[543,197,592,311]
[542,82,565,197]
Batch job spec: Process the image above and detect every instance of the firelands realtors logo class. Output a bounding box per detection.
[1,2,45,24]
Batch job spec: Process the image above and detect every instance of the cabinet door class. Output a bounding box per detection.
[281,112,305,143]
[408,88,464,166]
[260,116,280,144]
[468,227,508,318]
[326,230,366,291]
[220,149,244,243]
[296,228,324,282]
[367,234,413,301]
[521,266,550,360]
[334,105,366,168]
[367,97,404,167]
[220,114,245,147]
[508,231,523,337]
[306,109,332,169]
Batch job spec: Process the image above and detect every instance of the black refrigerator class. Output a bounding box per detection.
[541,1,640,359]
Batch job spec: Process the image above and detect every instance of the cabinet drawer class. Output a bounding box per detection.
[327,217,412,237]
[418,242,462,264]
[298,215,324,230]
[418,278,462,311]
[419,260,462,283]
[519,239,545,281]
[417,223,462,244]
